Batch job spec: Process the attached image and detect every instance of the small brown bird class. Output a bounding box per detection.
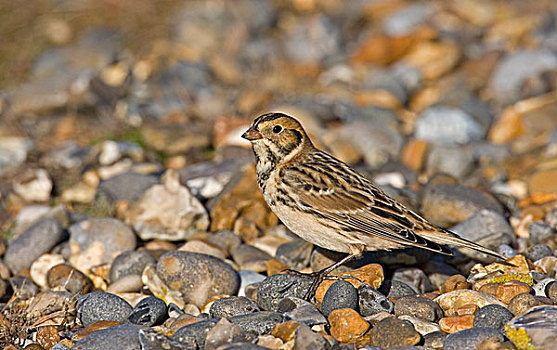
[242,112,506,294]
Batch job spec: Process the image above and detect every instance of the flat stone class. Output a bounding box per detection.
[328,308,370,344]
[394,296,443,322]
[77,292,133,327]
[443,327,505,350]
[368,316,421,348]
[257,274,312,311]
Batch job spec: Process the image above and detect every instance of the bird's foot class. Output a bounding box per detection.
[280,268,361,301]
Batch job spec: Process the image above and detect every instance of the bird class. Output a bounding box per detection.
[242,112,507,297]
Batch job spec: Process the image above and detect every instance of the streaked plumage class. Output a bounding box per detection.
[242,113,506,281]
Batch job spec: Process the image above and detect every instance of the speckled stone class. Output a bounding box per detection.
[72,324,143,350]
[358,284,394,316]
[368,316,421,348]
[77,292,133,327]
[257,274,312,311]
[473,304,513,332]
[128,296,167,326]
[443,327,505,350]
[110,250,156,282]
[209,296,260,318]
[321,280,359,317]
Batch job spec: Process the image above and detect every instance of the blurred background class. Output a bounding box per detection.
[2,0,557,234]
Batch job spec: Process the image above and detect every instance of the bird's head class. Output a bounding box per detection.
[242,112,312,165]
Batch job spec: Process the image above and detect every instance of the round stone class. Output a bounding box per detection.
[257,274,312,311]
[443,327,505,350]
[110,250,156,283]
[77,292,133,327]
[321,280,359,317]
[526,244,553,261]
[358,284,394,316]
[473,304,513,332]
[128,296,167,326]
[394,296,443,322]
[156,250,240,307]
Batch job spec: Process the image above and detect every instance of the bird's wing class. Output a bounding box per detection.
[283,158,454,255]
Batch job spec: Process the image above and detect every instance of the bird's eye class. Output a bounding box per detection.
[273,125,283,133]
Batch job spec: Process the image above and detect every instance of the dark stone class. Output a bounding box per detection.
[378,279,418,298]
[139,328,195,350]
[4,218,65,273]
[257,274,312,311]
[209,296,260,318]
[128,296,167,326]
[293,323,331,350]
[97,172,158,203]
[443,327,505,350]
[279,297,327,326]
[525,244,553,261]
[10,276,39,299]
[423,331,447,350]
[77,291,133,327]
[358,284,394,316]
[72,324,143,350]
[528,221,555,244]
[473,304,513,332]
[321,280,359,317]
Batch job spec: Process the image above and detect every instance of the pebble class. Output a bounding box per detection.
[490,49,557,105]
[68,218,136,273]
[156,251,240,307]
[77,292,133,327]
[473,304,513,332]
[4,218,65,274]
[180,240,226,260]
[549,282,557,303]
[435,290,506,316]
[238,270,266,297]
[139,328,194,350]
[415,106,484,145]
[110,250,156,283]
[439,314,474,333]
[496,281,532,304]
[398,315,441,336]
[368,316,421,348]
[505,305,557,349]
[282,299,327,326]
[321,280,359,317]
[425,144,474,179]
[12,168,53,202]
[204,318,248,350]
[420,183,503,228]
[450,209,514,244]
[10,276,39,299]
[394,296,443,322]
[528,221,555,244]
[526,244,554,261]
[275,240,313,270]
[209,296,260,318]
[392,267,435,294]
[71,324,143,350]
[293,323,331,350]
[283,14,340,63]
[443,327,505,350]
[0,137,33,175]
[378,279,418,298]
[328,308,370,344]
[508,293,543,316]
[47,263,93,294]
[97,172,158,203]
[257,274,312,311]
[231,244,273,272]
[423,331,447,350]
[358,284,394,316]
[29,253,65,289]
[123,169,209,241]
[128,296,167,326]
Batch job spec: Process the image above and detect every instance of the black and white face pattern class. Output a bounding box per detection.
[243,113,310,184]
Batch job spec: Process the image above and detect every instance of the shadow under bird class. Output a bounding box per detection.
[242,112,507,298]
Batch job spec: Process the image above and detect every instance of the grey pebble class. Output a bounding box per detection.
[139,328,195,350]
[415,106,484,145]
[358,284,394,316]
[526,244,553,261]
[238,270,265,297]
[423,331,447,350]
[321,280,359,317]
[4,218,65,273]
[128,296,167,326]
[257,273,312,311]
[473,304,513,332]
[275,239,313,270]
[450,209,514,243]
[10,276,39,299]
[279,297,327,326]
[207,230,242,256]
[528,221,555,244]
[231,244,273,272]
[394,296,443,322]
[72,324,143,350]
[378,279,418,298]
[293,323,331,350]
[156,251,240,307]
[77,291,133,327]
[110,250,156,283]
[97,172,158,203]
[392,267,434,294]
[444,327,505,350]
[210,296,260,318]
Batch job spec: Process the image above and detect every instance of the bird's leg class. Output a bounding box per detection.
[300,253,359,301]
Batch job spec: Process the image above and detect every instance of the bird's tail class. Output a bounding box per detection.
[426,229,508,261]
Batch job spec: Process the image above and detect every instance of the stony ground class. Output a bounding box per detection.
[1,0,557,349]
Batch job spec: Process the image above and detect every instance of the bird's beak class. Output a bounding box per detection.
[241,127,262,141]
